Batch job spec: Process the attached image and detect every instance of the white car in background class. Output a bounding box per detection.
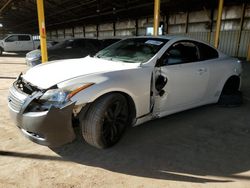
[0,34,40,55]
[7,36,242,149]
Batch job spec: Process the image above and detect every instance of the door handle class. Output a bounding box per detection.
[197,68,207,75]
[197,68,207,72]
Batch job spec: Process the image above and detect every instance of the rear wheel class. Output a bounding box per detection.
[218,91,242,107]
[218,76,242,107]
[0,48,3,55]
[80,93,129,149]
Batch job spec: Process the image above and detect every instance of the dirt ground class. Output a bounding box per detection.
[0,53,250,188]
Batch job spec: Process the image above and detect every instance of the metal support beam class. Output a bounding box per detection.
[247,44,250,61]
[83,25,85,37]
[214,0,224,49]
[135,19,138,36]
[113,22,116,36]
[236,3,246,57]
[96,24,99,38]
[153,0,160,36]
[72,27,75,38]
[208,8,214,43]
[185,11,189,33]
[36,0,48,63]
[0,0,12,14]
[165,14,169,34]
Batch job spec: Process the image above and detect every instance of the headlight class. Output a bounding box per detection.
[39,83,94,105]
[40,89,68,104]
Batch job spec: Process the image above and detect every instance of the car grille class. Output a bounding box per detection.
[8,74,42,113]
[8,86,28,112]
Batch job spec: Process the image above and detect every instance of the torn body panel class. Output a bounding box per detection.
[9,101,76,147]
[8,78,76,147]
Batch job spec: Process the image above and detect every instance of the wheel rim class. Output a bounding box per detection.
[102,99,128,144]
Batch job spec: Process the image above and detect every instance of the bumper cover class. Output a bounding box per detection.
[9,102,76,147]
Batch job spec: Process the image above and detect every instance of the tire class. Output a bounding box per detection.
[0,48,3,55]
[80,93,129,149]
[218,91,243,107]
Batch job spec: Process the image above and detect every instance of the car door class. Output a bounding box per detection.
[4,35,18,51]
[18,35,33,51]
[153,41,210,116]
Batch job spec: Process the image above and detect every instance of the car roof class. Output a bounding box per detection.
[124,35,217,48]
[124,35,197,41]
[66,38,99,41]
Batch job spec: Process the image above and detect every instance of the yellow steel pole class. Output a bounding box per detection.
[247,44,250,61]
[36,0,48,63]
[214,0,224,48]
[153,0,160,36]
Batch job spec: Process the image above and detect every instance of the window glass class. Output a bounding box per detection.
[197,42,219,60]
[72,39,85,48]
[50,40,73,49]
[87,39,102,50]
[101,39,120,49]
[162,41,199,65]
[5,35,18,42]
[18,35,31,41]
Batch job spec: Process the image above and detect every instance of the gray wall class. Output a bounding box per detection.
[47,3,250,58]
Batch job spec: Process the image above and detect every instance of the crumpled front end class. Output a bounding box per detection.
[7,75,76,147]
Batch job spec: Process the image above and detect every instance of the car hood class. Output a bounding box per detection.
[23,56,139,89]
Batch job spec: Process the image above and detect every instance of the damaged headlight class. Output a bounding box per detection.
[40,89,68,104]
[39,83,95,106]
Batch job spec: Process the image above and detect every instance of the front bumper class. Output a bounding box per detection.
[8,86,76,147]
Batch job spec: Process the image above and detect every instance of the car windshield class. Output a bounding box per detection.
[95,38,168,63]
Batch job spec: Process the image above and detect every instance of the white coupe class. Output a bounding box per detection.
[8,36,242,149]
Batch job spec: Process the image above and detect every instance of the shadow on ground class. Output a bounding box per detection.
[50,99,250,183]
[53,62,250,183]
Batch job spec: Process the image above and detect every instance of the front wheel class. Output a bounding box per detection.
[0,48,3,55]
[80,93,129,149]
[218,91,242,107]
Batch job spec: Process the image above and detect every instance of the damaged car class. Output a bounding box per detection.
[8,36,242,149]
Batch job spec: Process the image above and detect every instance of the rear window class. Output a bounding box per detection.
[18,35,31,41]
[166,41,199,65]
[197,42,219,60]
[72,39,85,48]
[86,39,102,49]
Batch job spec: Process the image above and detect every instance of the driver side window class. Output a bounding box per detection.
[161,41,199,66]
[5,35,18,42]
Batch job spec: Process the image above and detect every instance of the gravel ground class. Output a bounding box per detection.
[0,53,250,188]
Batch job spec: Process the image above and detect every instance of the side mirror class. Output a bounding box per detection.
[155,58,163,67]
